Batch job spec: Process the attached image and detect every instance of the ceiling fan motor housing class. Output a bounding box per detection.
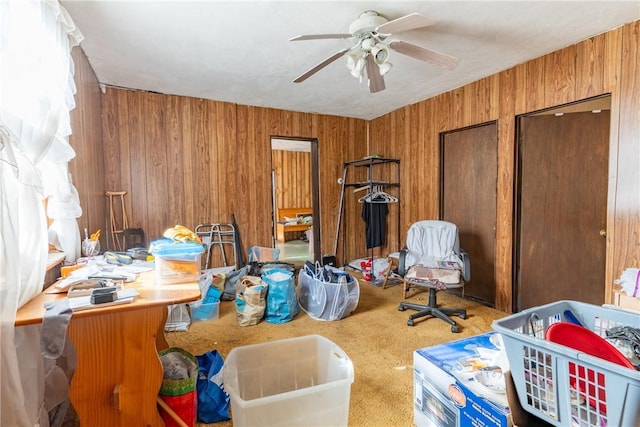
[349,10,387,35]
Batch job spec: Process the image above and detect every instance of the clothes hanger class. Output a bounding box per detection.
[358,185,398,203]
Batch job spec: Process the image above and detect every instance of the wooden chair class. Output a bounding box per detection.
[105,191,145,252]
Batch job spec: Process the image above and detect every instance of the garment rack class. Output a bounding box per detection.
[333,157,401,266]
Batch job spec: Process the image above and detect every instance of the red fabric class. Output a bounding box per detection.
[159,390,197,427]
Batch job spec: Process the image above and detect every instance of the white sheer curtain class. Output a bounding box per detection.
[1,1,83,425]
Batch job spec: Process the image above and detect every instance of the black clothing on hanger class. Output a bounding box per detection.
[361,198,388,248]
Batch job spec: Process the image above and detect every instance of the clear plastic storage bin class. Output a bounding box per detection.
[223,335,354,427]
[189,301,219,322]
[492,300,640,426]
[151,240,204,284]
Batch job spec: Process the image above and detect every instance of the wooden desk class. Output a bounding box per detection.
[45,251,65,288]
[275,207,312,242]
[15,271,201,427]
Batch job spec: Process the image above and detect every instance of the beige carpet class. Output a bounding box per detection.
[166,272,508,427]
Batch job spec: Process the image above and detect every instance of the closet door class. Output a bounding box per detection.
[441,122,498,306]
[516,111,609,310]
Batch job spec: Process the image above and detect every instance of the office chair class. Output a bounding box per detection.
[397,220,470,332]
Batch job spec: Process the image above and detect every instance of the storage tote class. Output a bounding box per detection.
[492,300,640,427]
[222,335,354,427]
[150,239,204,285]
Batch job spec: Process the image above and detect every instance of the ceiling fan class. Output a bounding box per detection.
[290,10,459,93]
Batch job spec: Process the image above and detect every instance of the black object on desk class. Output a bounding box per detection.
[90,287,117,304]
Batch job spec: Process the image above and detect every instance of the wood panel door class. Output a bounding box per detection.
[441,122,498,306]
[516,111,609,310]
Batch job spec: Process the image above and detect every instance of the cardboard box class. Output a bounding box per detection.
[613,290,640,312]
[414,332,511,427]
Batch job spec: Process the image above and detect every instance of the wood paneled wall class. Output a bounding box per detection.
[101,92,367,260]
[68,47,105,247]
[272,149,311,211]
[70,21,638,313]
[369,21,640,312]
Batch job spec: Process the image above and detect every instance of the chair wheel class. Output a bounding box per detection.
[398,304,406,312]
[407,319,415,326]
[451,325,460,333]
[460,313,467,320]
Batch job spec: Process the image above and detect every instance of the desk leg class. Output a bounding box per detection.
[67,306,166,427]
[157,306,169,351]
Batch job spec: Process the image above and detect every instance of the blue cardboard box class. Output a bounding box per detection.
[413,332,511,427]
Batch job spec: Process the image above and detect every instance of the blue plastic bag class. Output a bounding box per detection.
[262,268,299,324]
[195,350,230,423]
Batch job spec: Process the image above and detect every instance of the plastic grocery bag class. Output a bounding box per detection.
[262,268,299,324]
[221,265,248,301]
[235,276,268,326]
[195,350,230,423]
[165,304,191,332]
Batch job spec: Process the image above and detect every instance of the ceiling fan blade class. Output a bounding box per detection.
[290,34,353,41]
[365,55,385,93]
[293,48,350,83]
[376,12,434,35]
[389,40,459,70]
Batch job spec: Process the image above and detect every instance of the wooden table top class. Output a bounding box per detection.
[15,271,201,326]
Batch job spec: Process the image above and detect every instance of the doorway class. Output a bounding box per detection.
[441,122,498,307]
[514,96,610,310]
[270,137,320,263]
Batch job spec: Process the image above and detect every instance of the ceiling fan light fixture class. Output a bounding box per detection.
[371,44,389,64]
[351,56,366,79]
[345,53,358,70]
[378,61,392,76]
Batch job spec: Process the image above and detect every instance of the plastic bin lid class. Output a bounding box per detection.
[150,239,204,259]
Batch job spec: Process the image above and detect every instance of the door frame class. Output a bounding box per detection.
[512,95,611,311]
[439,120,498,307]
[270,136,321,262]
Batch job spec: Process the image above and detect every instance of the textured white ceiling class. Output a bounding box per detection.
[62,1,639,120]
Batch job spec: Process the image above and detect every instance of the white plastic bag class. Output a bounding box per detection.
[165,304,191,332]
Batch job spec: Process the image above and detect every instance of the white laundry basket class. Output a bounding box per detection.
[493,300,640,426]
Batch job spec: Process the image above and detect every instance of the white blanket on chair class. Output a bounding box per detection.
[405,221,463,269]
